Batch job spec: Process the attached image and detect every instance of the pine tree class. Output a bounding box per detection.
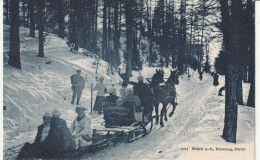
[69,0,78,51]
[125,0,134,78]
[37,0,45,57]
[102,0,108,60]
[4,0,10,25]
[246,0,255,107]
[28,0,35,37]
[203,54,210,73]
[9,0,21,69]
[57,0,65,39]
[221,0,243,143]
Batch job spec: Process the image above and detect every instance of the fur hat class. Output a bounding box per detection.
[43,112,51,117]
[137,76,144,81]
[52,109,61,118]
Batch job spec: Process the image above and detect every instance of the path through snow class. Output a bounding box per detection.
[80,71,254,160]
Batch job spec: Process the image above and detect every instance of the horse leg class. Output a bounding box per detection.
[160,104,166,127]
[169,97,176,117]
[155,103,159,124]
[164,104,168,121]
[169,103,175,117]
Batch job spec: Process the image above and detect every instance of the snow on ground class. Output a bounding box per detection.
[3,25,121,150]
[3,24,254,160]
[81,70,254,160]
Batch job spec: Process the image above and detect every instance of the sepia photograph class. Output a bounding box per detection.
[1,0,258,159]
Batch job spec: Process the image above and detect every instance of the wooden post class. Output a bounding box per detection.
[91,83,93,114]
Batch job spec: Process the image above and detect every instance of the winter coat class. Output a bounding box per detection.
[50,117,75,152]
[70,115,92,141]
[18,121,69,159]
[105,94,119,104]
[93,82,107,96]
[133,82,154,113]
[70,74,85,92]
[17,124,46,159]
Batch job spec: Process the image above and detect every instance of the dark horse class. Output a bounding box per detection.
[165,70,179,117]
[150,69,178,127]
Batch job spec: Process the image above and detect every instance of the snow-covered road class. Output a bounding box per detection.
[80,72,254,160]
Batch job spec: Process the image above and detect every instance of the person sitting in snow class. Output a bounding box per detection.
[70,70,85,105]
[70,106,92,150]
[50,109,75,153]
[93,77,107,114]
[17,111,75,159]
[104,87,119,104]
[17,113,53,159]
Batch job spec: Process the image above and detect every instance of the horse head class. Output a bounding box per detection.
[151,69,164,87]
[167,70,179,85]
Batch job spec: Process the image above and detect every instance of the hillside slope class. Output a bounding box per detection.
[3,25,121,149]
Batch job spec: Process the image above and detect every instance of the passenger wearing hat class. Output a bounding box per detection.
[70,106,92,150]
[17,111,76,159]
[70,70,85,105]
[93,77,107,114]
[51,109,76,153]
[18,113,52,159]
[104,87,119,104]
[117,88,140,106]
[133,75,154,115]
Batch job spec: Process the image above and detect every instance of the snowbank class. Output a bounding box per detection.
[3,25,121,149]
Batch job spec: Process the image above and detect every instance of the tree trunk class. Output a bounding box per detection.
[69,0,77,50]
[22,0,27,27]
[246,0,255,107]
[114,0,120,62]
[28,0,35,37]
[236,71,243,105]
[246,0,254,84]
[125,0,133,78]
[38,0,45,57]
[94,0,98,52]
[247,82,255,107]
[5,0,10,25]
[102,0,107,60]
[107,0,111,44]
[222,64,239,143]
[9,0,21,69]
[57,0,65,39]
[221,0,243,143]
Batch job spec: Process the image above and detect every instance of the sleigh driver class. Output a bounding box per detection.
[133,75,154,123]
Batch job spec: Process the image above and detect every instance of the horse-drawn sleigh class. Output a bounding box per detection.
[5,69,179,160]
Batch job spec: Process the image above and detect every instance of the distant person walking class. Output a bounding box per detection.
[70,70,85,105]
[93,77,107,114]
[213,73,219,86]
